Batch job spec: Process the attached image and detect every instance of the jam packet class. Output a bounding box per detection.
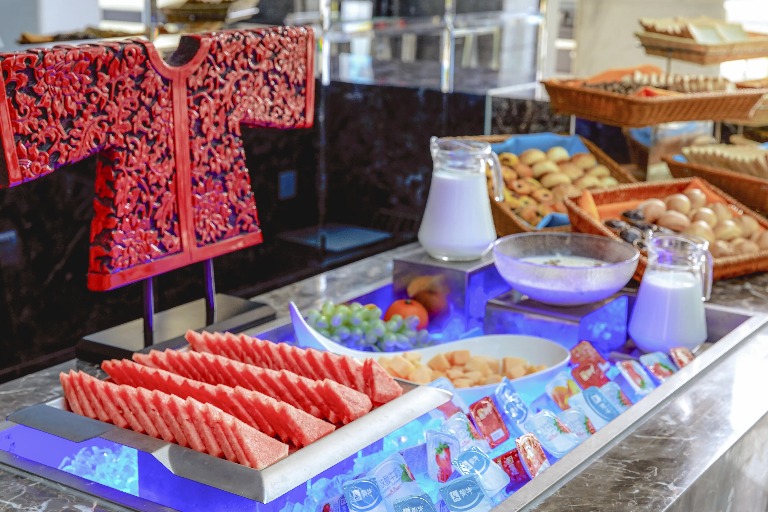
[567,387,620,431]
[439,475,494,512]
[426,430,461,483]
[370,452,424,507]
[599,381,632,414]
[343,478,388,512]
[430,377,469,417]
[393,494,438,512]
[571,362,610,389]
[442,413,491,453]
[615,360,656,401]
[492,378,530,438]
[493,448,530,484]
[468,397,510,449]
[571,340,608,369]
[556,408,595,441]
[453,446,510,496]
[515,433,550,479]
[639,352,678,384]
[316,494,349,512]
[670,347,695,369]
[523,410,580,458]
[545,370,581,410]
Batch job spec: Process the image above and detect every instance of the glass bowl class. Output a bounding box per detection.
[493,232,640,306]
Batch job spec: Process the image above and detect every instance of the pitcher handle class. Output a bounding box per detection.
[701,249,713,301]
[487,151,504,202]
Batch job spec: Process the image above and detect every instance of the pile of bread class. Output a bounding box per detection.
[493,146,619,227]
[682,143,768,179]
[584,71,733,95]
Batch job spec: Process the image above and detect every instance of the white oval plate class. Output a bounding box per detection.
[289,302,570,405]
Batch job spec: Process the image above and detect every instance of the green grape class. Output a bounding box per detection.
[364,306,382,321]
[349,302,364,312]
[335,326,350,340]
[348,312,363,326]
[330,312,345,328]
[371,320,386,338]
[364,330,379,345]
[385,315,403,332]
[306,309,321,324]
[403,315,420,331]
[321,301,335,317]
[314,316,330,330]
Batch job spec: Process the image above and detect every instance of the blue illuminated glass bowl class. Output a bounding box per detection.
[493,232,640,306]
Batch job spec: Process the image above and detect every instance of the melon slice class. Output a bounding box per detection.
[317,379,373,423]
[101,380,145,434]
[199,403,237,463]
[363,358,404,406]
[59,372,84,415]
[151,392,189,447]
[231,419,289,470]
[68,370,97,419]
[166,394,207,453]
[77,372,114,424]
[321,352,354,389]
[277,370,323,418]
[183,398,224,458]
[116,385,160,439]
[101,359,139,387]
[135,387,176,443]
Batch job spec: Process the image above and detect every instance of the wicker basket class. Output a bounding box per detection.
[541,79,765,128]
[665,156,768,214]
[564,177,768,281]
[457,134,636,236]
[636,31,768,65]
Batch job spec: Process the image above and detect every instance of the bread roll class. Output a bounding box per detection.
[520,148,547,166]
[546,146,570,163]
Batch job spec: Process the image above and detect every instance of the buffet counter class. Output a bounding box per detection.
[1,242,767,510]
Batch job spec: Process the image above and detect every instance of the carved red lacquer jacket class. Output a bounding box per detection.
[0,27,315,291]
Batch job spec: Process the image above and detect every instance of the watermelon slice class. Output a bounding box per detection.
[116,385,160,439]
[135,387,176,443]
[165,393,207,453]
[363,358,403,406]
[68,370,97,419]
[289,373,338,424]
[151,392,189,447]
[76,372,112,423]
[182,397,224,458]
[101,380,145,434]
[59,372,84,415]
[276,371,323,419]
[214,385,273,437]
[89,376,128,428]
[320,352,354,389]
[101,359,139,387]
[281,343,317,380]
[199,403,237,463]
[230,419,289,470]
[317,379,372,423]
[209,406,249,465]
[339,356,366,393]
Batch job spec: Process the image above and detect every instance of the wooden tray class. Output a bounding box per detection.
[564,177,768,281]
[665,156,768,214]
[541,79,764,128]
[636,31,768,65]
[458,134,636,236]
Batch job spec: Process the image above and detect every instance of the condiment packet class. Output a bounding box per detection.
[439,475,494,512]
[492,448,530,484]
[515,433,550,479]
[492,378,530,438]
[430,377,469,417]
[639,352,677,384]
[426,430,461,483]
[669,347,695,369]
[615,360,656,401]
[370,452,423,507]
[599,381,633,414]
[393,494,437,512]
[316,494,348,512]
[571,362,610,389]
[343,478,388,512]
[468,397,510,449]
[545,370,581,410]
[453,446,510,496]
[556,409,595,441]
[523,410,580,458]
[567,387,620,431]
[570,340,608,370]
[442,413,491,453]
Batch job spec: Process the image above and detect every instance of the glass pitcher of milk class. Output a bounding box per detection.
[418,137,503,261]
[628,234,713,353]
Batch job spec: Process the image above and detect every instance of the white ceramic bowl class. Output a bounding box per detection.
[493,232,640,306]
[289,302,570,404]
[377,334,571,405]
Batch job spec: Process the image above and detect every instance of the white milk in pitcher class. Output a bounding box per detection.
[417,170,496,261]
[628,270,707,353]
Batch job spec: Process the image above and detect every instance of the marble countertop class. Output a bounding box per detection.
[1,242,767,510]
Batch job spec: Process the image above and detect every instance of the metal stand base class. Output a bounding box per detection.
[76,294,275,364]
